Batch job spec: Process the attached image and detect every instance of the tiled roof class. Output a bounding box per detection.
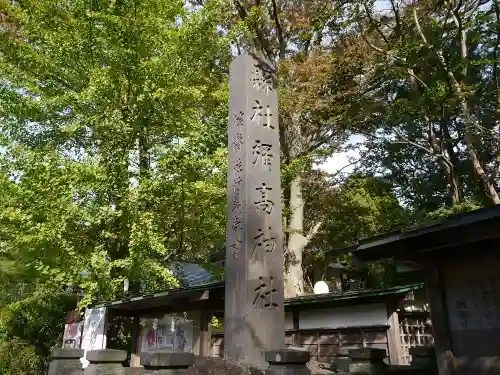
[169,262,215,287]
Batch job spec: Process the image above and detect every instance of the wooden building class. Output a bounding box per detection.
[350,205,500,373]
[94,282,425,367]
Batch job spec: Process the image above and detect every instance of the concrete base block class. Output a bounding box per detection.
[48,348,84,375]
[265,349,311,375]
[84,349,127,375]
[348,348,387,375]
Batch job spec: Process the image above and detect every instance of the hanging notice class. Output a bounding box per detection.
[447,274,500,331]
[62,311,83,348]
[140,315,193,353]
[80,307,107,367]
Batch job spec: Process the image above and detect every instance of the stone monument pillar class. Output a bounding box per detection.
[224,53,285,369]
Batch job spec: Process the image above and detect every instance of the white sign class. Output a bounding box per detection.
[80,307,107,367]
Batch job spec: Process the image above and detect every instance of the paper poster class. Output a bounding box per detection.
[174,319,192,352]
[80,307,107,367]
[140,315,193,353]
[62,311,83,348]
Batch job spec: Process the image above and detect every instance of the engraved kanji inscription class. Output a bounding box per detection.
[232,198,242,213]
[250,65,274,94]
[253,276,279,309]
[231,216,243,232]
[250,100,275,130]
[232,176,243,192]
[230,239,241,250]
[253,226,276,255]
[233,158,243,173]
[252,140,273,170]
[230,239,242,259]
[232,133,243,152]
[234,111,244,127]
[255,182,275,214]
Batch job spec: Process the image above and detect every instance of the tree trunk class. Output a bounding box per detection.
[464,130,500,204]
[284,176,305,298]
[439,159,461,205]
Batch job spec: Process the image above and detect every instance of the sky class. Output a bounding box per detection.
[316,134,365,175]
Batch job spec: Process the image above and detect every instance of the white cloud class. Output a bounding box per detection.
[315,134,366,175]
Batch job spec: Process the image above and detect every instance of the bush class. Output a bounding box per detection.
[0,289,77,375]
[0,338,44,375]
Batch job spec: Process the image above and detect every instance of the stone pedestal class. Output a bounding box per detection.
[265,349,311,375]
[410,346,437,369]
[335,347,355,373]
[139,350,195,375]
[48,348,84,375]
[348,348,387,375]
[84,349,127,375]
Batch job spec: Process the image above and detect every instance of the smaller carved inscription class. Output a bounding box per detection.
[231,215,243,232]
[250,64,274,94]
[233,158,243,173]
[229,239,242,258]
[252,140,273,170]
[232,133,243,152]
[232,197,242,213]
[234,111,244,127]
[255,182,275,214]
[253,276,279,309]
[250,100,275,130]
[232,176,243,192]
[253,226,276,255]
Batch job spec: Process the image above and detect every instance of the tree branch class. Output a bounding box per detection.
[412,6,429,45]
[306,221,323,243]
[270,0,285,60]
[491,152,500,183]
[493,0,500,108]
[363,4,390,45]
[389,0,403,43]
[359,24,429,91]
[233,0,275,63]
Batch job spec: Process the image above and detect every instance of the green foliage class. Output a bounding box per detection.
[304,173,410,288]
[0,2,229,372]
[0,0,230,306]
[0,338,44,375]
[426,200,483,221]
[0,284,76,375]
[0,1,497,372]
[319,174,409,250]
[209,315,223,330]
[353,0,500,208]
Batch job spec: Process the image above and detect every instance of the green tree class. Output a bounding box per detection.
[1,1,231,371]
[0,0,230,304]
[351,0,500,210]
[303,173,409,285]
[221,0,372,296]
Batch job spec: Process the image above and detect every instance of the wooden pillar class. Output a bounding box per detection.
[186,311,202,355]
[423,261,452,375]
[386,302,403,365]
[199,312,211,356]
[292,310,300,347]
[130,317,141,367]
